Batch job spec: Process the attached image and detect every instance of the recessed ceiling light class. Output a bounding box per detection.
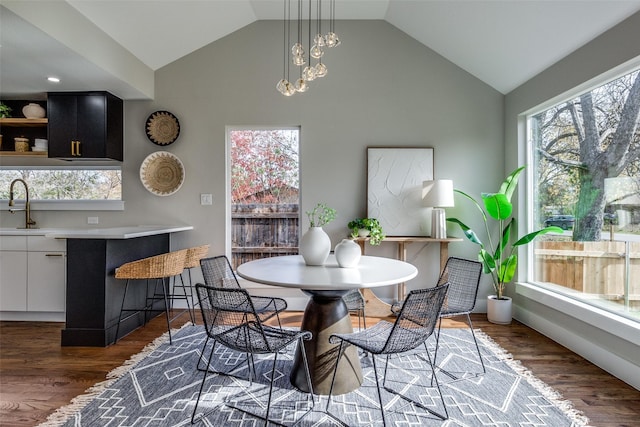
[47,77,60,83]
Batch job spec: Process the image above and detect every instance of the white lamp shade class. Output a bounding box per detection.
[422,180,454,208]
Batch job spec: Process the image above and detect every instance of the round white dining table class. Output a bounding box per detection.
[236,254,418,395]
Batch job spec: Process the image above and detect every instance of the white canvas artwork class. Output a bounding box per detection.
[367,147,434,236]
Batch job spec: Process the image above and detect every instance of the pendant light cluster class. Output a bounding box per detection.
[276,0,341,96]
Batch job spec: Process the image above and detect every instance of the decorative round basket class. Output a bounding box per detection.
[139,151,185,196]
[145,111,180,145]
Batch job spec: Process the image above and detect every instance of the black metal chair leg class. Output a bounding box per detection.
[191,337,218,424]
[113,279,130,344]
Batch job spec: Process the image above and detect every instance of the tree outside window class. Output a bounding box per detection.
[529,68,639,321]
[229,128,300,269]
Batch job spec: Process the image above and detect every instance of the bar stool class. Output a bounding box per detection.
[175,244,210,323]
[114,248,188,345]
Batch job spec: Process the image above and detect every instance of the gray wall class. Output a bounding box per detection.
[146,20,504,300]
[505,11,640,389]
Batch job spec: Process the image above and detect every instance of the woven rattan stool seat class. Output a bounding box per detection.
[114,249,188,345]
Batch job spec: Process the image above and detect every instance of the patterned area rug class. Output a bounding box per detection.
[39,324,589,426]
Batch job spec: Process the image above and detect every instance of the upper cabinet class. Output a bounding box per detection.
[47,91,123,160]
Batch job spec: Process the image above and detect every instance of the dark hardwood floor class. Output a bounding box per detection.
[1,312,639,426]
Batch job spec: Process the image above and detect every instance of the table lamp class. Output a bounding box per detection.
[422,180,454,238]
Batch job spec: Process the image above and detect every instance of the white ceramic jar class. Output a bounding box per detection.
[22,103,46,119]
[335,238,362,268]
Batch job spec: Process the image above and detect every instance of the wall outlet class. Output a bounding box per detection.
[87,216,99,224]
[200,193,213,205]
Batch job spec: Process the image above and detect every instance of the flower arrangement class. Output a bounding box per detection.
[348,217,385,245]
[306,203,337,227]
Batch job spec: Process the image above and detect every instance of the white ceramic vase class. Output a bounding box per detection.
[487,295,512,325]
[335,238,362,268]
[299,226,331,266]
[22,103,46,119]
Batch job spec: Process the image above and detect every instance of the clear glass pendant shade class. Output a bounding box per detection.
[310,45,324,59]
[295,78,309,92]
[277,79,296,96]
[293,54,306,66]
[291,42,304,56]
[314,62,327,77]
[314,33,325,47]
[324,32,340,47]
[302,66,316,81]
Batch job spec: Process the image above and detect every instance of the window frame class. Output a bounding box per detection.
[0,165,124,211]
[518,61,640,335]
[225,125,301,262]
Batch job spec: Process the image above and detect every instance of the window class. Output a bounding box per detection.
[0,167,121,200]
[527,68,640,322]
[227,128,300,269]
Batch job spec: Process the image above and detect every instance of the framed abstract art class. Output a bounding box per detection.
[367,147,434,236]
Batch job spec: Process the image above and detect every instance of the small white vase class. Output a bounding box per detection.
[299,227,331,266]
[487,295,512,325]
[335,239,361,268]
[22,103,46,119]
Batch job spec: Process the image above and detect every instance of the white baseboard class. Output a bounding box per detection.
[515,304,640,391]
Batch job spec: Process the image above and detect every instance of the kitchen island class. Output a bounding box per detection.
[50,225,193,346]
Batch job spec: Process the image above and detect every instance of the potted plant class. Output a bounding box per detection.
[348,217,385,245]
[300,203,337,266]
[0,102,11,118]
[447,166,562,324]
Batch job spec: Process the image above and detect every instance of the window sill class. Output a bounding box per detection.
[517,282,640,346]
[1,200,124,211]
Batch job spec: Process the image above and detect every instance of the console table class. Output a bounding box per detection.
[355,236,462,316]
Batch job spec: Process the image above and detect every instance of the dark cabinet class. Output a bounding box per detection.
[47,91,123,160]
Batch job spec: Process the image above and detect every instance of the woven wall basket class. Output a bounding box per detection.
[145,111,180,145]
[139,151,185,196]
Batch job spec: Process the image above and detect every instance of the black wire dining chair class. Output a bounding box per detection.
[191,283,314,426]
[200,255,287,326]
[326,283,450,426]
[433,257,485,380]
[343,289,367,330]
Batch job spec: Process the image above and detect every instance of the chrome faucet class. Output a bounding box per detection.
[8,178,37,229]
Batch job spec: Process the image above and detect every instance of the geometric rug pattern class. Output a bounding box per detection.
[38,324,590,427]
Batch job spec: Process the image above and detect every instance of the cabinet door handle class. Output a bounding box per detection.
[45,253,64,257]
[70,140,82,156]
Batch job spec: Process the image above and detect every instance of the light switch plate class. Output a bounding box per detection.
[87,216,99,224]
[200,194,213,205]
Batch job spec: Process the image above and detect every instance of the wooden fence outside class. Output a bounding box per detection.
[231,203,299,269]
[534,240,640,308]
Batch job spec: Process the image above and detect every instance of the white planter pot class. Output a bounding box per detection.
[299,227,331,266]
[487,295,512,325]
[334,239,362,268]
[357,229,370,238]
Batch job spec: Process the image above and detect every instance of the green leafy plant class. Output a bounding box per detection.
[0,102,11,118]
[348,217,385,245]
[306,203,336,227]
[447,166,562,299]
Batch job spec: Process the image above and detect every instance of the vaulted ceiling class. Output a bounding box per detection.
[2,0,640,100]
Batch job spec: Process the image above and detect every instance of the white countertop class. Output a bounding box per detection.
[0,225,193,239]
